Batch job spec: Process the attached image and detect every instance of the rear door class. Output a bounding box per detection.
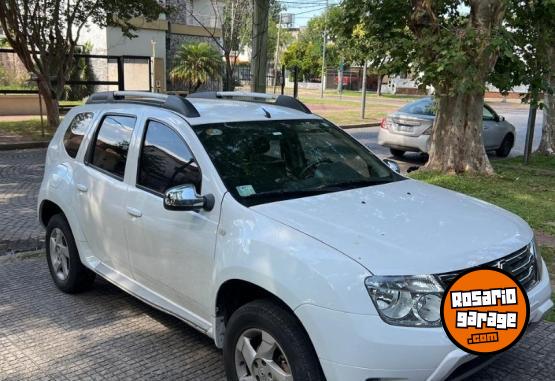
[73,111,138,277]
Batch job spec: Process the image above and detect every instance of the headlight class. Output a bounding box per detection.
[364,275,443,327]
[531,238,543,281]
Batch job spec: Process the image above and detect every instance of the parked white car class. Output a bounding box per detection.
[39,91,552,381]
[378,97,516,158]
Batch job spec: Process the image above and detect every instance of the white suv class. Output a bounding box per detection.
[39,91,552,381]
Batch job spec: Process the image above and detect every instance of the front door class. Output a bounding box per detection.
[125,118,219,321]
[73,113,137,277]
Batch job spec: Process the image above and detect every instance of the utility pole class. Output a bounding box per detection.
[272,13,282,93]
[320,0,328,98]
[361,61,368,119]
[150,39,156,92]
[524,103,537,164]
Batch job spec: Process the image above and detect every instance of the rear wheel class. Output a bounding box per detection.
[224,299,325,381]
[390,148,405,158]
[46,214,95,293]
[496,134,514,158]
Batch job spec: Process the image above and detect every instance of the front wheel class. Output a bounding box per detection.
[224,299,325,381]
[496,134,514,158]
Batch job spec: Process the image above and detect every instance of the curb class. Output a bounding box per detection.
[0,141,50,150]
[340,122,380,129]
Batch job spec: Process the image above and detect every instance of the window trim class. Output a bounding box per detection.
[135,117,202,198]
[84,112,138,182]
[63,112,95,159]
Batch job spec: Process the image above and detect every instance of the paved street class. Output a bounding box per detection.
[0,256,554,381]
[0,149,46,254]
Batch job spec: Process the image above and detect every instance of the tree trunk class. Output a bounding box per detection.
[37,77,60,130]
[223,54,235,91]
[538,47,555,155]
[425,92,494,174]
[251,0,269,93]
[376,74,383,96]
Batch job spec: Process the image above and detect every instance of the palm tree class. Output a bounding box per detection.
[170,42,222,92]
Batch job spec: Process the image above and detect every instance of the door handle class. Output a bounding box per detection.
[76,184,88,193]
[127,207,142,218]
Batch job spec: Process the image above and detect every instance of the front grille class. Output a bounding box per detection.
[437,245,539,291]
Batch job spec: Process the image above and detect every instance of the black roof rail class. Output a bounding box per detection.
[86,91,200,118]
[187,91,312,114]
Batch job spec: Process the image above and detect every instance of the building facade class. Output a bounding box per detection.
[78,0,222,93]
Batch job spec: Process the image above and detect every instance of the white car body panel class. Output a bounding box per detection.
[252,179,533,275]
[38,96,552,381]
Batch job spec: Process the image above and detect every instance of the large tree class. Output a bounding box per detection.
[492,0,555,156]
[0,0,165,129]
[342,1,512,174]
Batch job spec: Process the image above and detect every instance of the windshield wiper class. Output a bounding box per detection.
[243,188,329,199]
[312,178,393,191]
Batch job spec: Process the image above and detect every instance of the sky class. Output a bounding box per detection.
[278,0,340,27]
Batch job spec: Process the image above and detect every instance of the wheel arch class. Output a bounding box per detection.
[214,279,315,351]
[39,199,66,228]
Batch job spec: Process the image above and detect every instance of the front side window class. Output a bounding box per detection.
[63,112,94,158]
[137,120,201,195]
[193,119,402,206]
[483,106,496,121]
[89,115,136,179]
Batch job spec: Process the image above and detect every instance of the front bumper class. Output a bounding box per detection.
[296,261,552,381]
[378,128,430,153]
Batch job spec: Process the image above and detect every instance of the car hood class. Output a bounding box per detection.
[251,179,532,275]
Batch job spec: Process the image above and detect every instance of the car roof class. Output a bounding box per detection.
[185,98,321,125]
[82,91,322,126]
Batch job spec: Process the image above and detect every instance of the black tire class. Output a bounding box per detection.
[496,134,514,158]
[390,148,405,158]
[224,299,325,381]
[45,214,96,293]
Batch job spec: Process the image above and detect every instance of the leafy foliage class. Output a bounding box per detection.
[491,0,555,105]
[282,9,339,80]
[170,42,222,92]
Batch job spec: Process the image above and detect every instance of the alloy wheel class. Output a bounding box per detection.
[235,328,293,381]
[49,227,70,281]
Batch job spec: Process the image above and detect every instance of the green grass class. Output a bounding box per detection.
[59,100,84,107]
[412,155,555,322]
[0,119,54,141]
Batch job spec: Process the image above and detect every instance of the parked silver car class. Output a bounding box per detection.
[378,97,516,158]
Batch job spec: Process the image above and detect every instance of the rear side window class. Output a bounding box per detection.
[399,98,435,116]
[137,120,201,195]
[89,115,136,179]
[63,112,94,158]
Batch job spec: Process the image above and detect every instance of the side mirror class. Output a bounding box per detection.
[383,158,401,173]
[163,184,215,212]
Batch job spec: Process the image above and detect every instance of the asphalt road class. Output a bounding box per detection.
[347,105,544,170]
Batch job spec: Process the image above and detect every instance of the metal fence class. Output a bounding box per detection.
[0,48,152,101]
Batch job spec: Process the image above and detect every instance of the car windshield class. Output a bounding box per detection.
[399,98,435,116]
[193,119,403,206]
